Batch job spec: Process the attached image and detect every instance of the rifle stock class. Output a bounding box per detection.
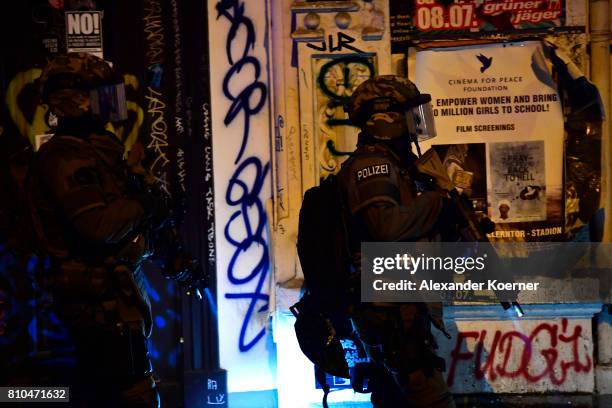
[128,166,208,299]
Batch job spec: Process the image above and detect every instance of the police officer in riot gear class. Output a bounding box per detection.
[338,75,455,408]
[30,52,178,407]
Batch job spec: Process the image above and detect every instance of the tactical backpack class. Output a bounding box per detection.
[291,174,355,407]
[295,175,352,307]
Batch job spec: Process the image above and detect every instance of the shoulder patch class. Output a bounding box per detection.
[355,163,391,182]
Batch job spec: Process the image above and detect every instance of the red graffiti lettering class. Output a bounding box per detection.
[447,319,592,386]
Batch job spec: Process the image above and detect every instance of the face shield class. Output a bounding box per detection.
[89,82,128,123]
[406,98,437,142]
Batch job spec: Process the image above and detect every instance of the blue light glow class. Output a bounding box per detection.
[204,287,218,318]
[155,316,167,329]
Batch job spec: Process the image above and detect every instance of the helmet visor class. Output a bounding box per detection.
[89,83,128,122]
[406,100,436,142]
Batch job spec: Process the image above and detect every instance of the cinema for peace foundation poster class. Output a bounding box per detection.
[413,41,564,241]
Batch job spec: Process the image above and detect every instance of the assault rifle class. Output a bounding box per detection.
[127,146,208,299]
[414,149,524,317]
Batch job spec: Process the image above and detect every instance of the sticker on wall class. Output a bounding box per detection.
[65,11,103,58]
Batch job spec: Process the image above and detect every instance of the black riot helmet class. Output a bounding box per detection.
[348,75,436,156]
[39,52,128,124]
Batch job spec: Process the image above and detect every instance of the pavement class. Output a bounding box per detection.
[318,394,612,408]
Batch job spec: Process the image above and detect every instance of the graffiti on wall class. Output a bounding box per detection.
[143,0,172,196]
[307,32,365,54]
[447,318,592,387]
[5,69,47,145]
[5,68,144,150]
[313,54,374,178]
[291,1,390,194]
[215,0,271,353]
[169,0,187,194]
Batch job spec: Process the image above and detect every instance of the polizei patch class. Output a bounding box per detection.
[356,163,390,182]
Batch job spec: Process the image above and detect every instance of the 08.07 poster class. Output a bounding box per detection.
[390,0,585,50]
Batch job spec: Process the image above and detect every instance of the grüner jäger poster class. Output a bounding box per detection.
[413,41,564,241]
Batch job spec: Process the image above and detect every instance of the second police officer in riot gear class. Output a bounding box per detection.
[338,75,456,408]
[30,52,195,407]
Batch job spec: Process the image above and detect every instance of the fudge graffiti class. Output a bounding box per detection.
[447,318,592,386]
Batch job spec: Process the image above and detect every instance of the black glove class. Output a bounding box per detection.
[162,250,209,298]
[439,193,494,241]
[162,249,195,282]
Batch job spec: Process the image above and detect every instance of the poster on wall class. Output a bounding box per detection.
[489,141,546,223]
[390,0,586,49]
[65,11,103,58]
[413,41,564,241]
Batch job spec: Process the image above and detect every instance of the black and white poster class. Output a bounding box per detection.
[489,141,546,223]
[65,11,103,58]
